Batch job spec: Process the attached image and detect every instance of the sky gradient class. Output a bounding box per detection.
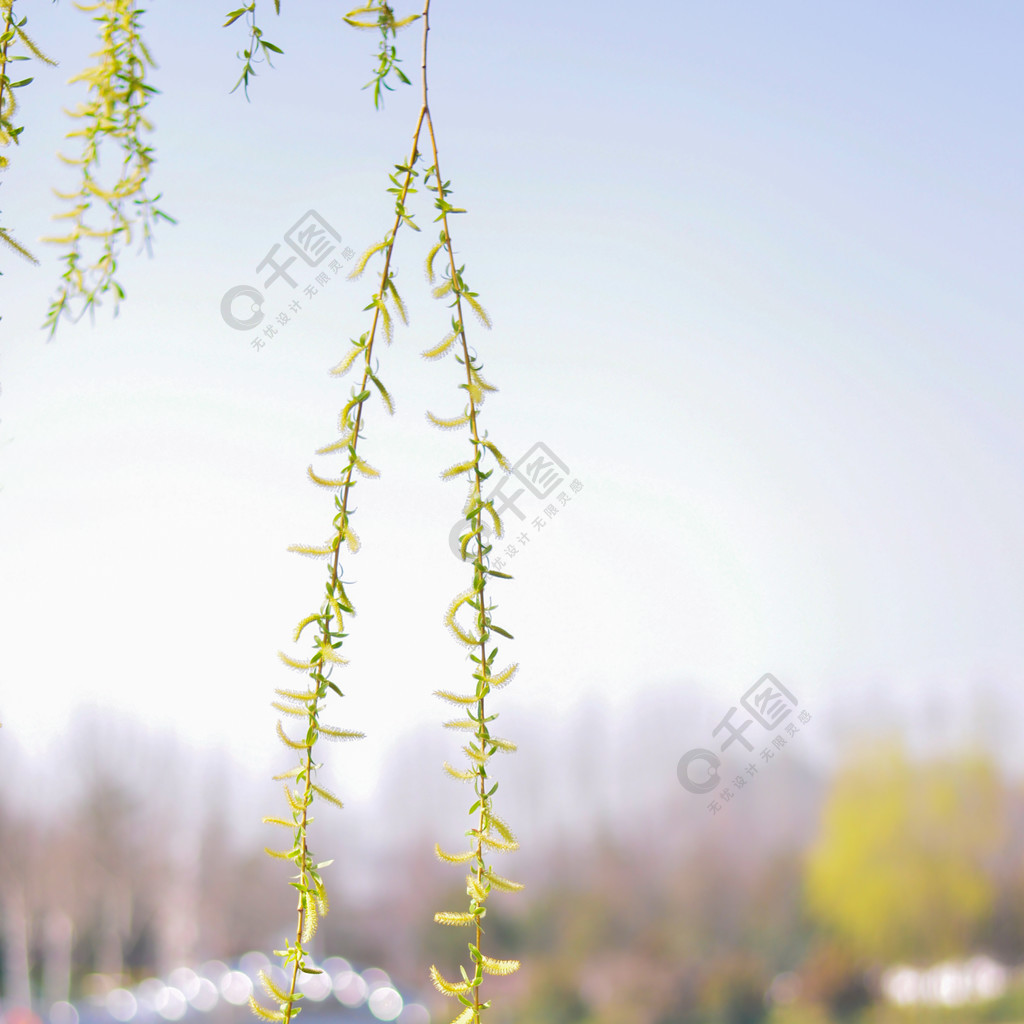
[2,1,1022,803]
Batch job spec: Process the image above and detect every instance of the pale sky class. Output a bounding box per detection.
[2,2,1023,804]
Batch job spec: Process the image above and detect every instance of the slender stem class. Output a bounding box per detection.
[278,12,432,1023]
[420,3,500,1014]
[0,1,17,133]
[279,6,507,1021]
[282,736,315,1020]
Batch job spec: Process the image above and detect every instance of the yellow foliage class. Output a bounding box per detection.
[805,738,1002,961]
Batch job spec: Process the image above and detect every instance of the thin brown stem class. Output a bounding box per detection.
[278,14,432,1024]
[0,3,14,129]
[421,8,500,1016]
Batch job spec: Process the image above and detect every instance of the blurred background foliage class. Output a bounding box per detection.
[2,686,1024,1024]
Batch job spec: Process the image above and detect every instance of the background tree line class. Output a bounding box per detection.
[3,687,1024,1024]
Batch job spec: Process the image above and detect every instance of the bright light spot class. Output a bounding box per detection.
[368,986,403,1021]
[155,987,187,1021]
[49,1002,79,1024]
[220,972,253,1007]
[938,965,967,1007]
[189,978,219,1012]
[362,967,392,993]
[882,967,918,1006]
[333,970,368,1007]
[168,968,199,1000]
[970,957,1008,1001]
[135,979,164,1013]
[199,961,230,985]
[320,957,350,977]
[238,951,271,977]
[397,1004,430,1024]
[106,987,137,1021]
[297,968,332,1001]
[882,959,1010,1008]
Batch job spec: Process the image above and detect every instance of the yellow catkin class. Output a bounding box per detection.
[247,996,285,1022]
[275,721,309,750]
[278,651,313,671]
[481,956,520,976]
[329,346,364,377]
[433,911,475,926]
[435,843,476,864]
[442,761,476,782]
[428,410,471,430]
[485,869,525,893]
[434,689,477,706]
[421,330,458,360]
[429,965,470,995]
[301,891,318,942]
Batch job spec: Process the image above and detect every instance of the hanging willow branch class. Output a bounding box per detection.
[42,0,174,337]
[0,0,57,273]
[248,7,523,1024]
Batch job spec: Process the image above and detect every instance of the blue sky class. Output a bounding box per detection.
[1,1,1023,804]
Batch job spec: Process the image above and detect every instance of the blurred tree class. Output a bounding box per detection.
[795,941,874,1020]
[698,953,770,1024]
[805,739,1004,963]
